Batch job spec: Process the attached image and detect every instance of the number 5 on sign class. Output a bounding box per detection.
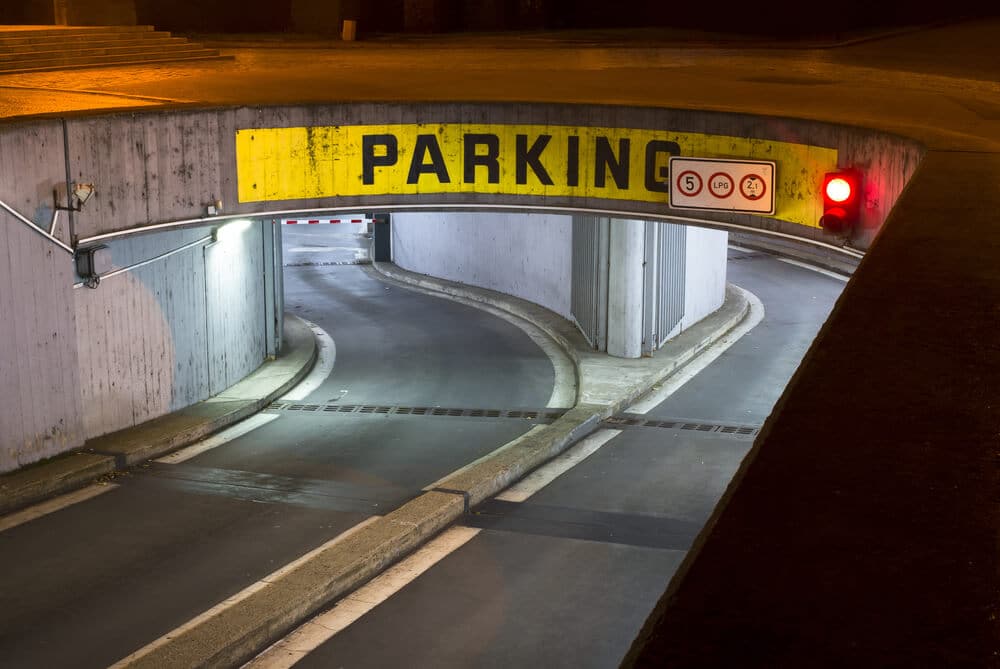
[676,170,703,196]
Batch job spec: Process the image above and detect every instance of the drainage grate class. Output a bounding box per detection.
[266,402,568,423]
[605,413,759,438]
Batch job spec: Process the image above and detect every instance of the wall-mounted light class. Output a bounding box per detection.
[206,197,224,216]
[54,182,95,212]
[214,219,253,243]
[75,244,111,288]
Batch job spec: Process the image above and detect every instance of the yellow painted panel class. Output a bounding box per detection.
[235,123,838,228]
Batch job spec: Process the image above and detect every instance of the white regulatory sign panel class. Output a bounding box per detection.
[668,157,776,215]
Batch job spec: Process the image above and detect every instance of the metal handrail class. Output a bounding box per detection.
[0,198,73,255]
[72,235,213,289]
[75,203,867,259]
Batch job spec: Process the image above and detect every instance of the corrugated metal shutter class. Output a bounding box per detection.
[657,223,686,347]
[642,221,687,353]
[571,215,609,350]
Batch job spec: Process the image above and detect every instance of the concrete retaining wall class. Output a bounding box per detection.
[73,223,268,441]
[0,217,84,471]
[391,213,728,356]
[681,227,728,331]
[391,212,574,320]
[45,104,921,250]
[0,102,922,471]
[0,219,271,472]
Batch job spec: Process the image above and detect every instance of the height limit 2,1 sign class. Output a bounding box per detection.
[669,157,776,215]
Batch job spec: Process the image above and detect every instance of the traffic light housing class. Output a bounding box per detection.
[820,169,862,233]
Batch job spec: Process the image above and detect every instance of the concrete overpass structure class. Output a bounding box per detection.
[0,20,996,666]
[0,101,914,467]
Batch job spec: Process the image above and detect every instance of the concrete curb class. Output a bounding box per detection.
[0,453,117,516]
[120,269,751,668]
[0,313,317,516]
[372,261,750,413]
[126,264,747,667]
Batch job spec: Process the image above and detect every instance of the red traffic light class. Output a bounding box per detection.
[825,176,853,204]
[820,169,862,233]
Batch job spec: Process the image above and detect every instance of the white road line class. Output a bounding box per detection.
[154,414,280,465]
[244,526,481,669]
[495,429,623,502]
[629,285,766,414]
[247,430,623,667]
[777,257,851,282]
[150,281,763,668]
[110,516,382,669]
[0,483,118,533]
[280,319,337,401]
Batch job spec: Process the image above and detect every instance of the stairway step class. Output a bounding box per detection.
[0,25,229,75]
[0,30,174,48]
[0,25,155,39]
[0,50,230,74]
[0,38,191,58]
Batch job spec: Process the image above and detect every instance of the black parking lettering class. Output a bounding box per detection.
[361,134,398,185]
[595,137,630,189]
[644,140,681,193]
[464,133,501,184]
[566,135,580,187]
[516,134,554,186]
[407,134,451,184]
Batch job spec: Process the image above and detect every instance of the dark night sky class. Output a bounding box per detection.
[3,1,998,36]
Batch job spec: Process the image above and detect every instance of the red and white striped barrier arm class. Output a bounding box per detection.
[282,218,372,225]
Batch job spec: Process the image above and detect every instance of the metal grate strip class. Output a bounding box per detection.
[605,413,760,438]
[264,403,569,423]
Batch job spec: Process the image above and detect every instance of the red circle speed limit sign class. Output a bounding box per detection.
[739,174,767,201]
[676,170,703,196]
[709,172,734,199]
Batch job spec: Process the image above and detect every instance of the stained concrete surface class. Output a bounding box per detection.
[291,249,843,667]
[0,260,556,669]
[0,19,996,665]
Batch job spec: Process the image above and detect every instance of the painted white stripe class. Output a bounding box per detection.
[244,526,481,669]
[280,319,337,401]
[155,414,280,465]
[245,432,623,666]
[0,483,118,533]
[495,429,622,502]
[110,516,381,669]
[629,286,766,414]
[777,257,851,282]
[283,219,371,225]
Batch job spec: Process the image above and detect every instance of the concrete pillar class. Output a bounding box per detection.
[291,0,360,35]
[61,0,137,25]
[607,218,645,359]
[462,0,507,30]
[404,0,455,32]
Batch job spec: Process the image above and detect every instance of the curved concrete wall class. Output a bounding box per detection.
[0,104,920,249]
[680,226,729,332]
[0,220,273,473]
[391,212,574,320]
[0,102,922,471]
[390,212,729,354]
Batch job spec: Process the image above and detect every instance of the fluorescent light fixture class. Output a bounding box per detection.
[214,219,253,243]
